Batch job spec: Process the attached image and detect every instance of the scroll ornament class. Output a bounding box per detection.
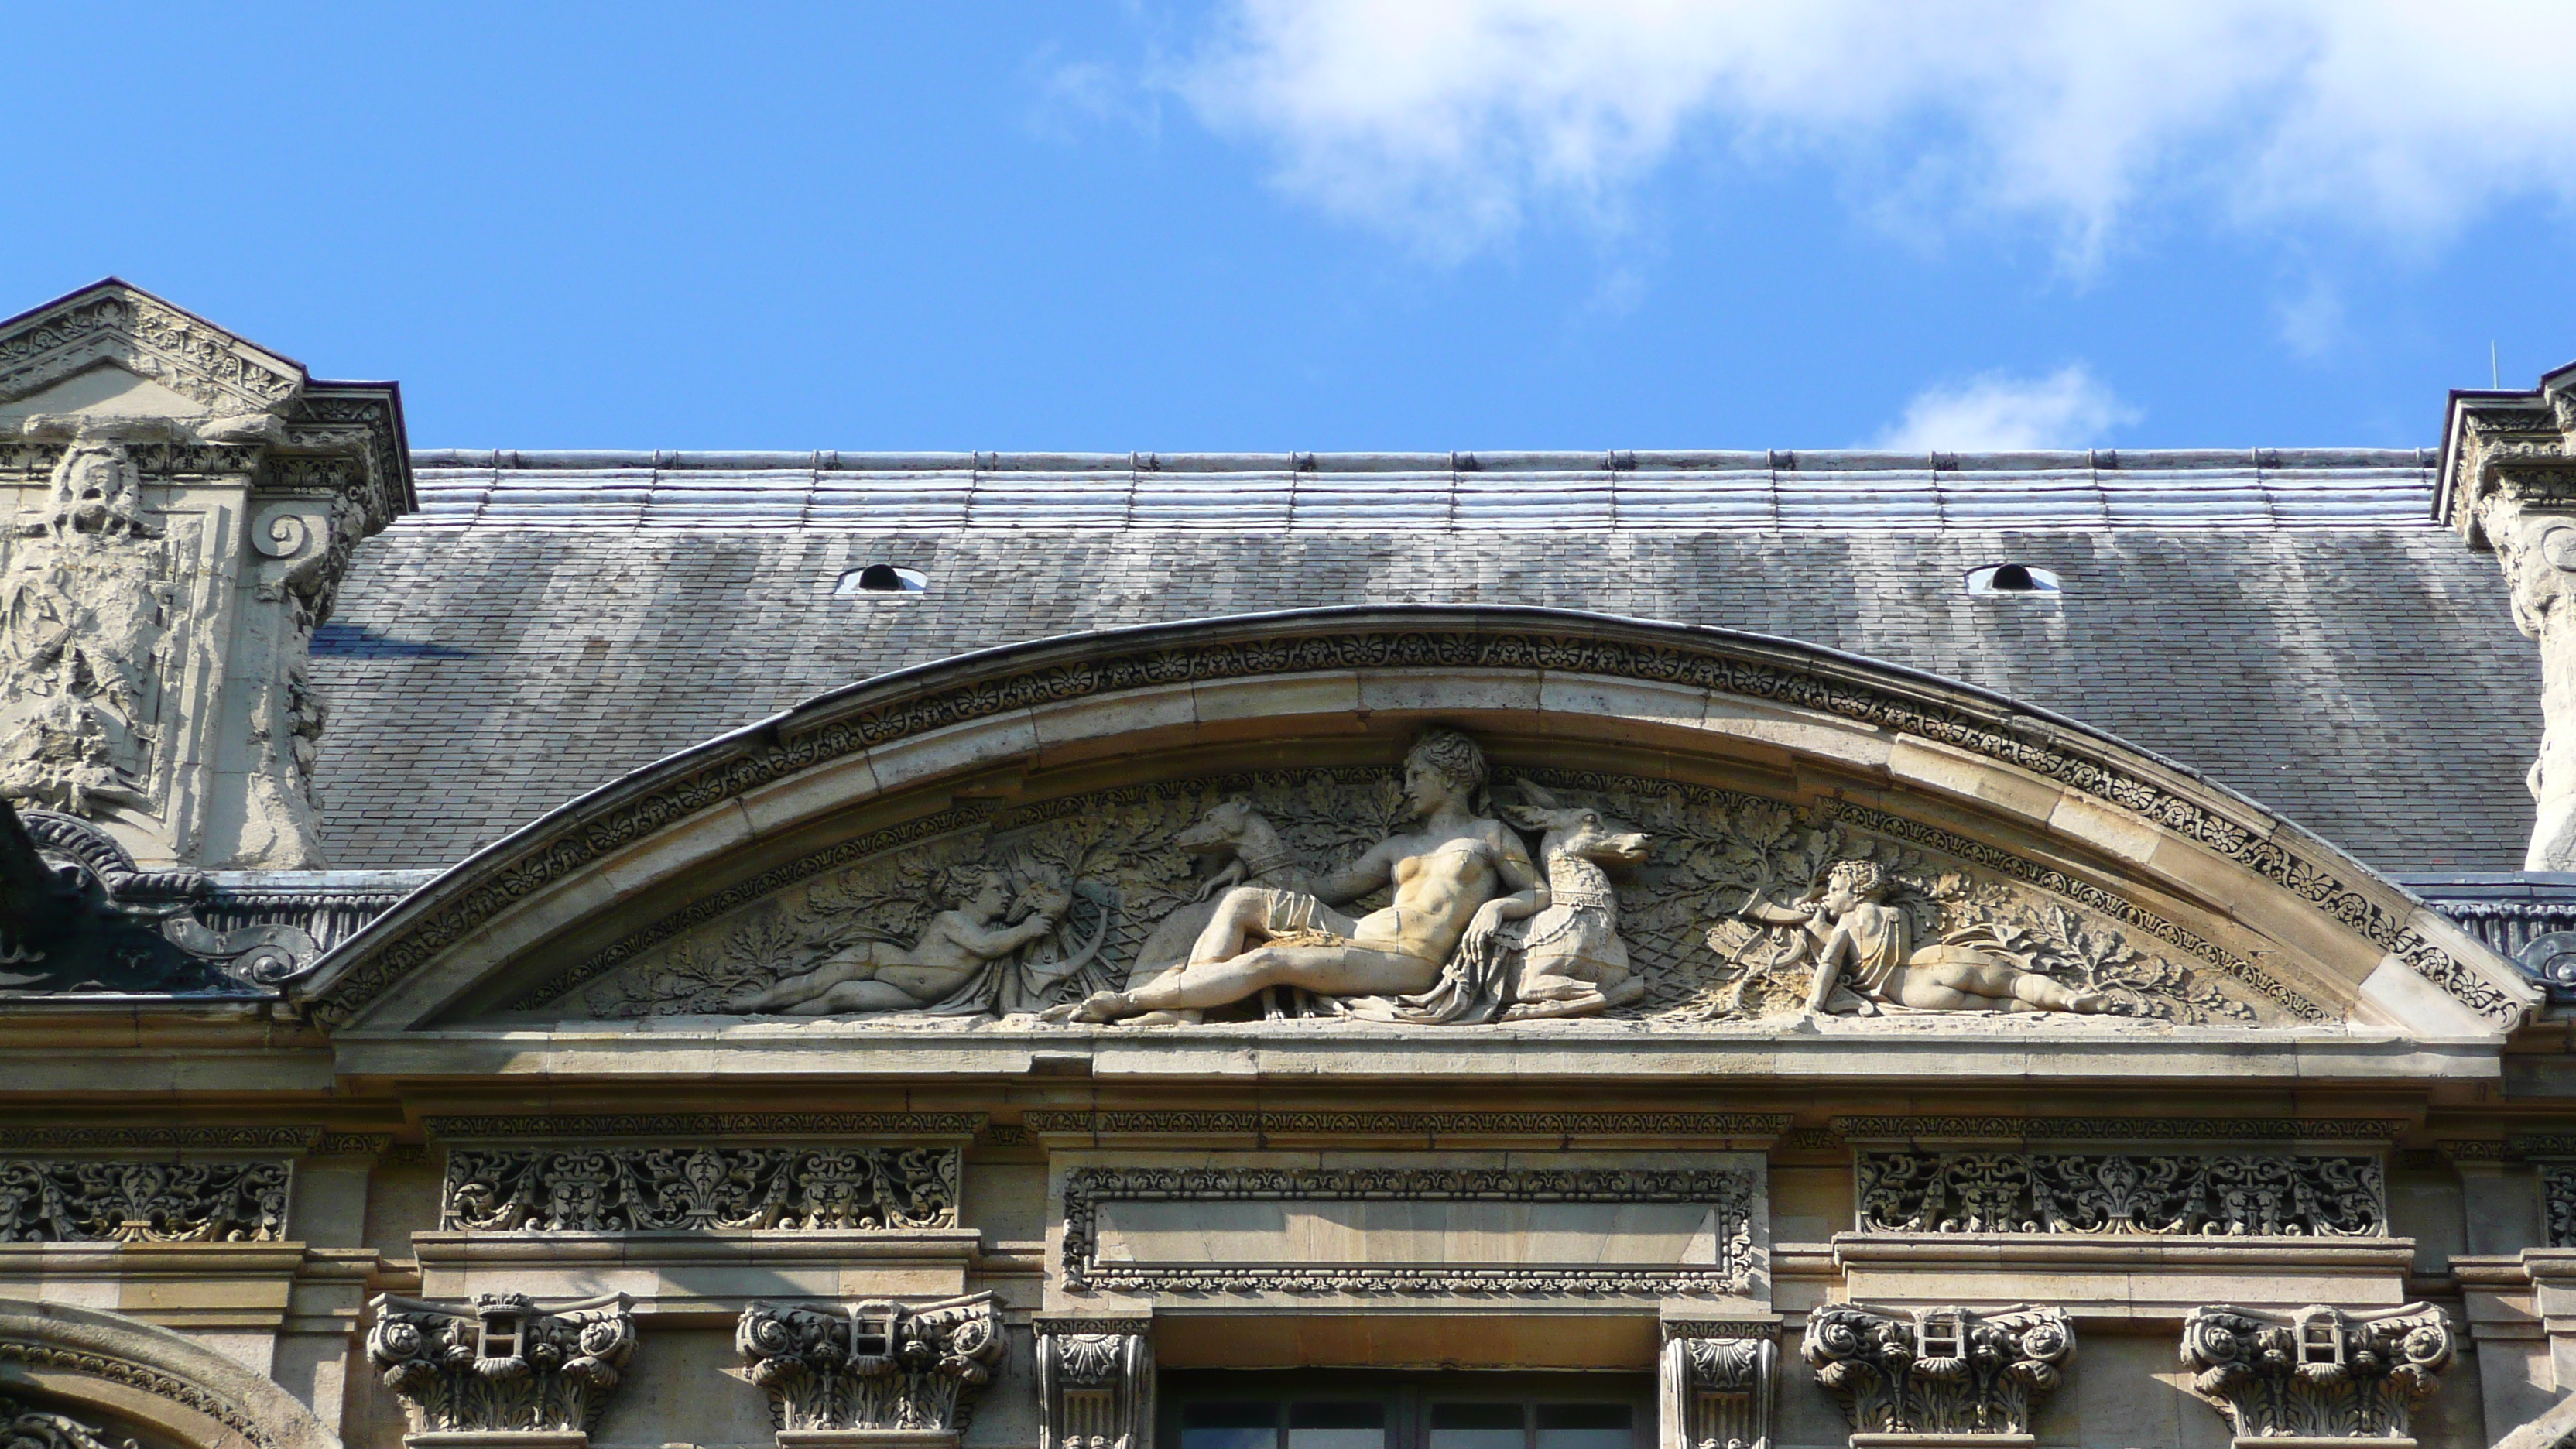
[0,1158,289,1243]
[1854,1150,2386,1238]
[440,1145,959,1233]
[1801,1304,2072,1437]
[2180,1303,2455,1441]
[366,1291,638,1436]
[1662,1330,1773,1449]
[0,1396,139,1449]
[737,1294,1002,1434]
[1037,1324,1153,1449]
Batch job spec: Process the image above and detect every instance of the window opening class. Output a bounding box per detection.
[1965,564,2061,596]
[838,564,927,594]
[1533,1405,1631,1449]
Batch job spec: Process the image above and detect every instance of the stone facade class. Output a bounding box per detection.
[6,285,2576,1449]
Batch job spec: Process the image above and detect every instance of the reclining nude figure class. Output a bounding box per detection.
[1743,858,2107,1015]
[728,864,1067,1015]
[1057,728,1545,1023]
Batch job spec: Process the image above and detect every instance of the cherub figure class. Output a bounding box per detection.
[1740,859,2107,1015]
[726,862,1067,1015]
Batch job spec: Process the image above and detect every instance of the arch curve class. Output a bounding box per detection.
[293,605,2534,1040]
[0,1299,341,1449]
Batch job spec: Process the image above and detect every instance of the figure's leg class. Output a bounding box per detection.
[1187,887,1279,966]
[1917,960,2106,1014]
[730,950,875,1011]
[785,978,927,1016]
[1069,943,1439,1021]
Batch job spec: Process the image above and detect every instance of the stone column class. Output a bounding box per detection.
[366,1290,637,1449]
[1800,1303,2072,1449]
[1035,1317,1153,1449]
[1659,1321,1775,1449]
[736,1293,1003,1449]
[2179,1303,2456,1449]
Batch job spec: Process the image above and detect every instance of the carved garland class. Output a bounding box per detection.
[1855,1149,2386,1237]
[0,1160,291,1243]
[307,625,2518,1026]
[440,1145,960,1232]
[1058,1164,1759,1297]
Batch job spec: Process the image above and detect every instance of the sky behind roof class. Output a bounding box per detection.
[14,2,2576,452]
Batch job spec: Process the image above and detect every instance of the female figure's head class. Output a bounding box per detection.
[1401,727,1490,817]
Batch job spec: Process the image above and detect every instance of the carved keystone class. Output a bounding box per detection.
[365,1291,636,1449]
[1660,1321,1775,1449]
[1800,1304,2071,1448]
[1036,1317,1153,1449]
[737,1293,1003,1449]
[2180,1303,2455,1447]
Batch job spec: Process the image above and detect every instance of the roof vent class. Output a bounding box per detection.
[837,564,927,595]
[1966,563,2060,596]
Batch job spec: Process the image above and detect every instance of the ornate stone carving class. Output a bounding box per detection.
[313,615,2515,1030]
[440,1145,959,1232]
[1802,1304,2072,1439]
[367,1291,638,1438]
[553,755,2279,1030]
[2,805,317,995]
[0,1395,139,1449]
[1855,1150,2386,1237]
[424,1113,984,1141]
[2180,1303,2455,1441]
[0,1158,290,1242]
[2540,1162,2576,1246]
[1722,858,2105,1016]
[736,1295,1002,1438]
[1023,1110,1791,1139]
[1661,1325,1774,1449]
[1059,1163,1759,1297]
[1036,1323,1152,1449]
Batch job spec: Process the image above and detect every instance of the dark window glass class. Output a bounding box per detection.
[1183,1402,1278,1449]
[1430,1402,1524,1449]
[1534,1403,1632,1449]
[1286,1401,1386,1449]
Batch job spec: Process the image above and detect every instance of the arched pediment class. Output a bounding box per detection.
[0,1298,341,1449]
[293,607,2535,1056]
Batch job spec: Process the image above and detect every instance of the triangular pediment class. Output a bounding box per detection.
[0,279,307,422]
[296,608,2540,1066]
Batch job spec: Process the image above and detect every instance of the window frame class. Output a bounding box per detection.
[1161,1368,1655,1449]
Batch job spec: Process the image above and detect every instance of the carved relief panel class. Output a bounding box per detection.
[535,745,2311,1029]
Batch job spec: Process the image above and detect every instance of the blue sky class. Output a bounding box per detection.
[13,3,2576,452]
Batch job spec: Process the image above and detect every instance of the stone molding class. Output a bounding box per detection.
[1802,1303,2072,1439]
[1058,1162,1759,1297]
[2180,1302,2456,1441]
[296,607,2530,1030]
[1035,1319,1153,1449]
[0,1393,135,1449]
[1661,1321,1775,1449]
[1024,1111,1792,1140]
[5,809,319,995]
[366,1290,637,1437]
[423,1114,984,1142]
[1832,1118,2406,1143]
[737,1293,1002,1436]
[0,1159,291,1244]
[440,1145,960,1233]
[1854,1149,2386,1237]
[0,1127,319,1152]
[0,1295,341,1449]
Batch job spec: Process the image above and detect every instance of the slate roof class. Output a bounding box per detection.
[310,448,2537,875]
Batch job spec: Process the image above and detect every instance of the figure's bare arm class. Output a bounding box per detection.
[1803,920,1856,1011]
[1313,840,1397,904]
[1486,825,1547,921]
[938,910,1059,962]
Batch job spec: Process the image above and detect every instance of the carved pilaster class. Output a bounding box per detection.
[365,1291,636,1447]
[1801,1304,2071,1447]
[2180,1303,2456,1447]
[1036,1319,1153,1449]
[737,1293,1002,1447]
[1660,1322,1773,1449]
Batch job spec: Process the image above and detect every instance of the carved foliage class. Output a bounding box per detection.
[1802,1304,2072,1437]
[0,1159,289,1243]
[367,1291,638,1435]
[440,1146,958,1233]
[2544,1163,2576,1247]
[1662,1328,1774,1449]
[1039,1325,1153,1449]
[737,1294,1002,1433]
[2180,1303,2454,1440]
[1855,1150,2386,1237]
[0,1396,139,1449]
[1060,1164,1759,1297]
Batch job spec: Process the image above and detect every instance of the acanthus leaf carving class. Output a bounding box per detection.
[2180,1303,2454,1440]
[1855,1149,2385,1238]
[365,1291,638,1437]
[439,1145,959,1233]
[737,1294,1002,1434]
[1801,1304,2072,1438]
[0,1158,289,1243]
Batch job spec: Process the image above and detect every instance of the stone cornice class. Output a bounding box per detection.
[1023,1110,1793,1139]
[423,1112,985,1140]
[1831,1115,2406,1142]
[293,606,2534,1031]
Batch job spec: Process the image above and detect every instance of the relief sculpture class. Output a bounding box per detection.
[555,728,2295,1029]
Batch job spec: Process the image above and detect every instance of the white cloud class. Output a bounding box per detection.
[1873,365,2139,452]
[1175,2,2576,263]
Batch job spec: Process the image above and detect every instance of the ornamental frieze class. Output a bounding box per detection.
[440,1145,958,1233]
[0,1158,290,1243]
[549,733,2297,1029]
[1855,1149,2386,1237]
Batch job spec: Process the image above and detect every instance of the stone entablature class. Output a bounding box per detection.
[0,1158,289,1244]
[1853,1148,2386,1237]
[439,1145,961,1234]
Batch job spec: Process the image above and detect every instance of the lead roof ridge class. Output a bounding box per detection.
[406,447,2441,472]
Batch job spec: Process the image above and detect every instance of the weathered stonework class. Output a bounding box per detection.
[738,1295,1002,1438]
[366,1292,637,1440]
[1801,1304,2072,1440]
[1854,1149,2386,1236]
[0,1158,289,1243]
[1034,1321,1150,1449]
[2180,1303,2456,1441]
[440,1146,960,1233]
[1660,1324,1774,1449]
